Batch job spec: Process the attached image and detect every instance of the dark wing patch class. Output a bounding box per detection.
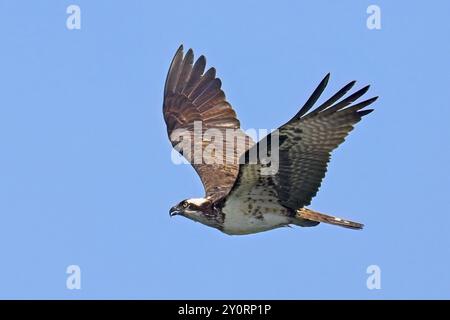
[232,74,377,210]
[163,45,254,202]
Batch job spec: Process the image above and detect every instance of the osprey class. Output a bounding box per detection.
[164,45,377,235]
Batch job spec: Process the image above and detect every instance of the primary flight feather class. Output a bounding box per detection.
[163,45,377,235]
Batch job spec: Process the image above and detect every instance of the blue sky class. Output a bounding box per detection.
[0,1,449,299]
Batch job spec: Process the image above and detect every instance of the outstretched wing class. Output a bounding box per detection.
[230,73,377,210]
[163,46,254,202]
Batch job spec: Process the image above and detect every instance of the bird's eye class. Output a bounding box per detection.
[182,202,189,208]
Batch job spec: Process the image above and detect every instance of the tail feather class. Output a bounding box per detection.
[296,208,364,230]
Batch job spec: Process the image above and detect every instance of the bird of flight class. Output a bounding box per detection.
[163,45,377,235]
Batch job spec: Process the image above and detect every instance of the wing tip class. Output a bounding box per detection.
[173,44,184,61]
[292,72,332,121]
[356,96,378,116]
[369,95,379,103]
[359,108,374,117]
[321,73,331,89]
[360,84,371,94]
[197,54,206,66]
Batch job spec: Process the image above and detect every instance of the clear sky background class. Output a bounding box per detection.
[0,1,449,299]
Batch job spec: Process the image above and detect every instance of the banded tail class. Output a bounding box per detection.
[296,208,364,230]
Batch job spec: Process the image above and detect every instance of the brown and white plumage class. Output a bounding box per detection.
[163,45,253,202]
[164,46,377,235]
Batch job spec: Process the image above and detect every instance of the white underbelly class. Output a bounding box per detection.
[221,198,291,235]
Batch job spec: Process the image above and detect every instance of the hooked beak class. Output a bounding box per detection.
[169,206,180,217]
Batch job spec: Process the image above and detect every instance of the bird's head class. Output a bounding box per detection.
[169,198,213,222]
